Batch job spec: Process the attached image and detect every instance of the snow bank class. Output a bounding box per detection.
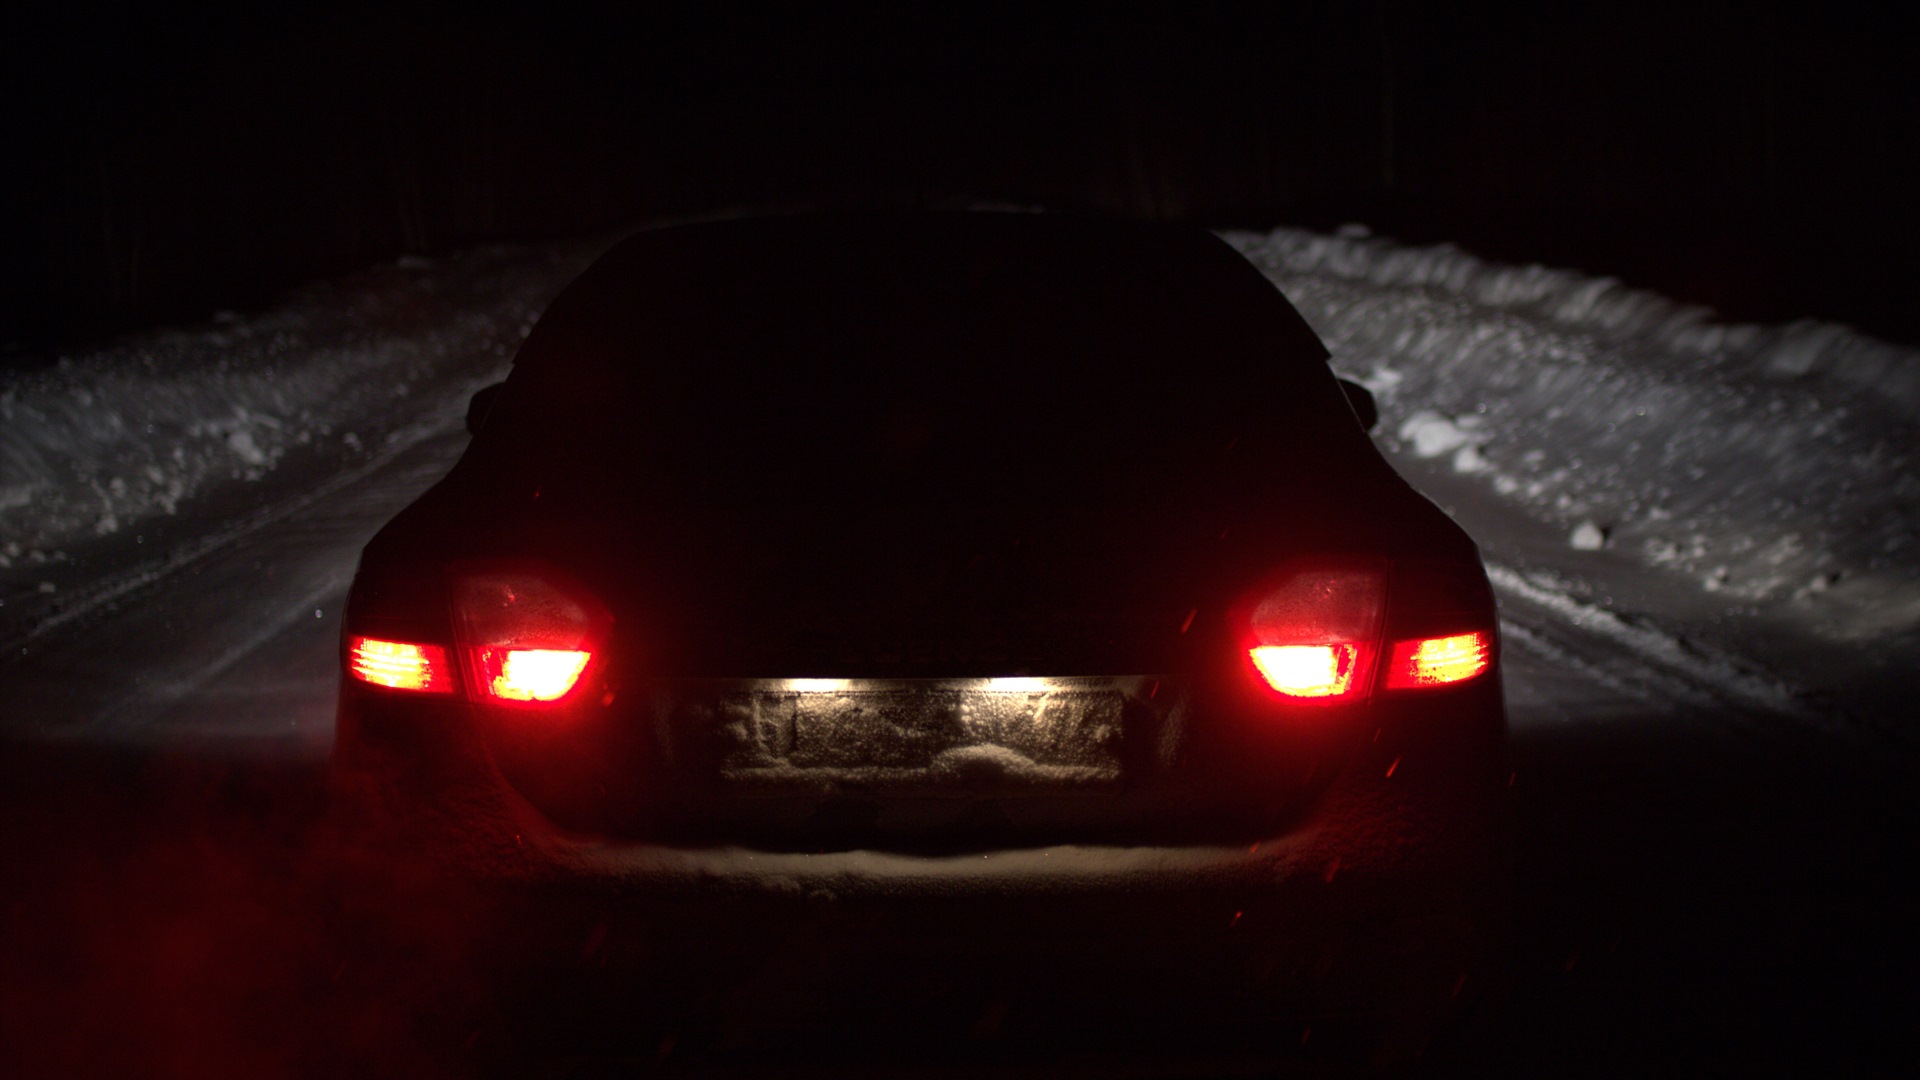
[6,220,1913,657]
[1227,226,1920,641]
[0,245,597,570]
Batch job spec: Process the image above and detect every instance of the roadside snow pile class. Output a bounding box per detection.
[1227,226,1920,642]
[7,220,1914,655]
[0,244,596,569]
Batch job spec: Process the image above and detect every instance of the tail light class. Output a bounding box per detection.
[1239,559,1495,704]
[343,564,611,707]
[1249,644,1365,698]
[1242,565,1387,703]
[347,636,454,693]
[1385,631,1492,689]
[452,568,609,706]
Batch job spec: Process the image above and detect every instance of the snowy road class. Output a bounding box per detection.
[2,361,1898,1074]
[0,355,1805,761]
[1,224,1913,1074]
[8,223,1914,744]
[1,415,472,755]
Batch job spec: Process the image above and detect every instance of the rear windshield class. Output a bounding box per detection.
[493,216,1345,503]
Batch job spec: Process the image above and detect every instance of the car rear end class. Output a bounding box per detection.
[330,213,1510,1064]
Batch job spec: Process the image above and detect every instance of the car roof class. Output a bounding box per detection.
[478,210,1365,511]
[511,210,1331,380]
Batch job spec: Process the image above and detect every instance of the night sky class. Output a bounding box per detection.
[4,1,1917,353]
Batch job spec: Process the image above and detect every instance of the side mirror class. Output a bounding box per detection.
[466,382,504,436]
[1336,377,1378,433]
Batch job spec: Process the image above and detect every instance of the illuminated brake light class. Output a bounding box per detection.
[1240,565,1387,703]
[1386,631,1492,689]
[1250,644,1360,698]
[476,647,592,702]
[1238,560,1495,704]
[348,636,453,693]
[452,568,609,707]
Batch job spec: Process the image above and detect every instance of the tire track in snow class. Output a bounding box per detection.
[0,384,486,666]
[3,415,478,745]
[93,567,354,739]
[1488,562,1807,719]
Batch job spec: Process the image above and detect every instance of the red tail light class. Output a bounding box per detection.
[472,647,592,702]
[1250,643,1364,698]
[452,568,609,707]
[347,636,454,693]
[1385,631,1492,689]
[1241,565,1387,703]
[1239,560,1495,703]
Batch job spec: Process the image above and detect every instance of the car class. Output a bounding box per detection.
[330,210,1510,1066]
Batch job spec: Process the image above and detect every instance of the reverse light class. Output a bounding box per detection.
[452,568,608,707]
[1385,631,1492,689]
[347,636,454,693]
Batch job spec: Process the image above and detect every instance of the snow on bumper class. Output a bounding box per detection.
[330,676,1509,905]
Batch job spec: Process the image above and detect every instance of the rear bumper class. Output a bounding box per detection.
[331,679,1509,1053]
[533,836,1337,896]
[331,674,1508,894]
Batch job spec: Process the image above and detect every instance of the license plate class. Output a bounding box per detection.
[658,678,1167,787]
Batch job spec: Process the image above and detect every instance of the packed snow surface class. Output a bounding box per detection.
[1226,226,1920,644]
[0,245,597,571]
[3,219,1915,697]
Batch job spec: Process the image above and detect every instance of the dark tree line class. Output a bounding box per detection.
[3,1,1916,354]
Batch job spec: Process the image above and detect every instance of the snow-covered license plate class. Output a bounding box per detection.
[679,680,1137,786]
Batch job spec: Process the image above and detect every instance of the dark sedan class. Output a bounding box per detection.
[331,211,1509,1066]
